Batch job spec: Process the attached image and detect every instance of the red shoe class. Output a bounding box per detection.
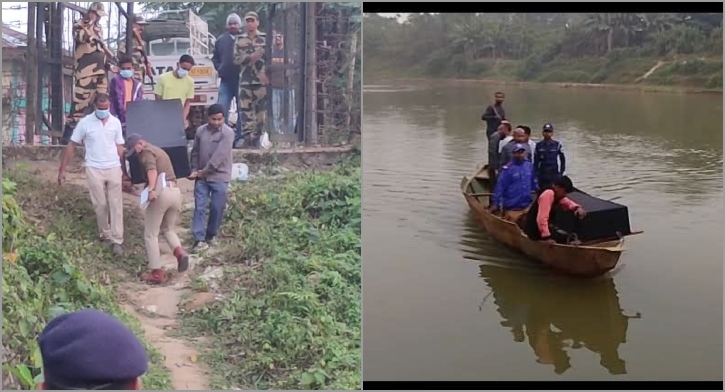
[173,246,190,273]
[140,269,167,284]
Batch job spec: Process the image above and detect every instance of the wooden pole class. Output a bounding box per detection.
[26,2,38,145]
[36,3,46,141]
[304,2,317,145]
[266,3,275,135]
[125,2,134,58]
[50,2,65,143]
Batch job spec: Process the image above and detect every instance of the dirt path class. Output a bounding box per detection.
[26,161,210,390]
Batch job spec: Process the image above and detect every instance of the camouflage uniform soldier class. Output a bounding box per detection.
[117,15,152,83]
[63,2,114,144]
[233,11,268,148]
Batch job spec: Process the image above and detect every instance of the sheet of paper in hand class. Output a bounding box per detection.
[139,172,167,210]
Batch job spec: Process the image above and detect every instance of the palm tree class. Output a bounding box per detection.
[450,14,487,61]
[641,13,678,34]
[616,13,646,47]
[584,13,617,54]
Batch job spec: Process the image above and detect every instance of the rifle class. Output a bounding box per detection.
[78,18,119,67]
[132,28,155,86]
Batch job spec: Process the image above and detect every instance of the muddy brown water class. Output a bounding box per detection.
[362,83,723,381]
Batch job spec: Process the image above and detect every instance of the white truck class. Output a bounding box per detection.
[140,9,221,138]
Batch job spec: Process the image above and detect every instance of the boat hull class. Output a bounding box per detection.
[461,165,625,277]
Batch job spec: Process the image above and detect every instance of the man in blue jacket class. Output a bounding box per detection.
[534,123,566,190]
[212,13,243,135]
[491,144,537,222]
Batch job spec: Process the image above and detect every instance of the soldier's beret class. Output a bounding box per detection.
[39,309,149,387]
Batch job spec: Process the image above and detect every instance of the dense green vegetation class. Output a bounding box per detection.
[180,153,361,390]
[1,170,172,390]
[364,13,723,89]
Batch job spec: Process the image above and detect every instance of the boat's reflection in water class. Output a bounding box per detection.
[478,262,641,376]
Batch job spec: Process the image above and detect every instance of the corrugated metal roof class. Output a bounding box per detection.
[2,24,27,48]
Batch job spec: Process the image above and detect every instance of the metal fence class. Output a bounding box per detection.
[308,2,361,145]
[267,3,304,139]
[261,2,362,145]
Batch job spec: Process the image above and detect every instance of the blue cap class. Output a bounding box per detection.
[543,123,554,132]
[39,309,149,387]
[513,143,527,153]
[124,133,143,157]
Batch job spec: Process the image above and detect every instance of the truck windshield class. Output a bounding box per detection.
[149,40,191,56]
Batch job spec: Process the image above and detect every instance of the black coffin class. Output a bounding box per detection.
[125,99,191,184]
[551,191,632,243]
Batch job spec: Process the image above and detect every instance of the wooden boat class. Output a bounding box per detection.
[460,164,642,277]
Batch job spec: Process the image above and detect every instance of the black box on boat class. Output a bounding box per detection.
[551,191,632,243]
[125,100,191,184]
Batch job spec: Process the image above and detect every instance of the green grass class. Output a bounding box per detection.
[178,152,362,390]
[1,167,172,390]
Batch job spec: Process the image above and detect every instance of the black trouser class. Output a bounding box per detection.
[536,170,559,190]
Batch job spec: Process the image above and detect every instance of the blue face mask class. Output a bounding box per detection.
[177,68,188,78]
[95,109,110,119]
[120,70,134,79]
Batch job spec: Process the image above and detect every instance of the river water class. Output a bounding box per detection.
[362,82,723,381]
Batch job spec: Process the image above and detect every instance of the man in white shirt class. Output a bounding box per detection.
[58,93,126,254]
[522,125,537,165]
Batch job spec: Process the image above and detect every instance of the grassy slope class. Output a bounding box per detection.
[177,154,362,390]
[3,153,362,390]
[2,162,172,390]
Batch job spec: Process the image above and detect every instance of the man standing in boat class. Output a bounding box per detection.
[534,123,566,190]
[487,121,512,185]
[522,125,537,166]
[490,144,537,222]
[481,91,507,138]
[499,127,533,168]
[524,176,586,244]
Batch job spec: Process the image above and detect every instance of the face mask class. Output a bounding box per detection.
[95,109,110,119]
[120,70,134,79]
[177,69,188,78]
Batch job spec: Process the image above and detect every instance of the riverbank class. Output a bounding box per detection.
[364,55,723,94]
[365,77,724,95]
[1,149,361,390]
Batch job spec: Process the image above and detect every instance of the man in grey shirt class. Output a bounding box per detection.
[488,121,512,185]
[499,126,533,168]
[189,104,234,252]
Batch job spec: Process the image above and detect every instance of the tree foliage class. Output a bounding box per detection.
[142,2,361,37]
[364,12,723,86]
